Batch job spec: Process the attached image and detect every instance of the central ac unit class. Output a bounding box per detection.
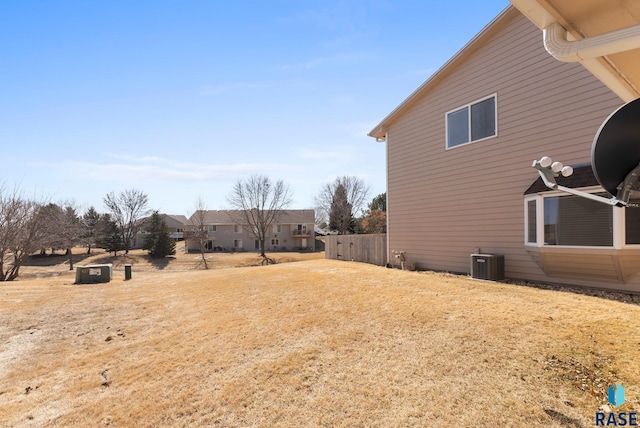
[470,254,505,281]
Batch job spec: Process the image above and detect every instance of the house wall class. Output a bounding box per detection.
[272,224,314,251]
[134,214,186,248]
[185,220,315,252]
[212,225,253,250]
[162,216,186,240]
[185,224,253,252]
[385,10,637,290]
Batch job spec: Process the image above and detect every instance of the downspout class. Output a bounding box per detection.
[383,131,390,266]
[544,21,640,62]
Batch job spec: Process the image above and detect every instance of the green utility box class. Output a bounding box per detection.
[75,264,113,284]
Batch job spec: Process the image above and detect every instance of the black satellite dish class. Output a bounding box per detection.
[592,98,640,197]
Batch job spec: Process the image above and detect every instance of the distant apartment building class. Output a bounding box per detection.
[184,209,315,252]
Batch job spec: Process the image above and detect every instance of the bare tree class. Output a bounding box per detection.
[315,176,369,229]
[0,187,47,281]
[227,175,292,264]
[103,189,150,254]
[39,202,82,269]
[39,203,66,254]
[186,196,210,269]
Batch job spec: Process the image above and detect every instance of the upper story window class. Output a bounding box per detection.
[234,224,242,233]
[208,225,216,232]
[446,94,497,149]
[273,224,282,233]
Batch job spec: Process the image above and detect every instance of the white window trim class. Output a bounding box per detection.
[614,206,625,249]
[524,186,632,250]
[524,195,543,247]
[617,203,640,249]
[445,93,498,150]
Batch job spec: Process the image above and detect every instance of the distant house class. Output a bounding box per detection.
[162,214,188,241]
[134,214,188,248]
[184,209,315,253]
[369,6,640,292]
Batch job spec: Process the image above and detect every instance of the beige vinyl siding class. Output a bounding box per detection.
[385,10,634,290]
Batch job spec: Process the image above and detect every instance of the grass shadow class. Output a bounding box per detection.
[147,256,173,270]
[83,253,174,270]
[86,253,120,266]
[543,409,583,428]
[24,252,96,267]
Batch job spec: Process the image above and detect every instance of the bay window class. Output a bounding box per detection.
[525,190,640,247]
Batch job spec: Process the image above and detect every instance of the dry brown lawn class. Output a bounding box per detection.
[17,246,323,280]
[1,257,639,427]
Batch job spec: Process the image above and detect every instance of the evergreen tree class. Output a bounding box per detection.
[360,192,387,234]
[82,206,101,254]
[143,211,176,258]
[314,175,369,228]
[329,184,355,234]
[96,214,123,256]
[368,192,387,212]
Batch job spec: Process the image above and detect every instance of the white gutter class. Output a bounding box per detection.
[544,21,640,62]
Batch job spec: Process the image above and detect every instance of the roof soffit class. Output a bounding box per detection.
[510,0,640,100]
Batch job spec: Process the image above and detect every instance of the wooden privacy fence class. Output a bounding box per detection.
[324,234,387,266]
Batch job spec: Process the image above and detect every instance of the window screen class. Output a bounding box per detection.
[447,108,469,148]
[544,195,612,246]
[527,200,537,243]
[626,208,640,244]
[471,97,496,141]
[446,95,496,148]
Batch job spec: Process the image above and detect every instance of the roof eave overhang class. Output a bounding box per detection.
[509,0,640,102]
[368,126,387,141]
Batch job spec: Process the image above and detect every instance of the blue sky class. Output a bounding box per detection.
[1,0,509,216]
